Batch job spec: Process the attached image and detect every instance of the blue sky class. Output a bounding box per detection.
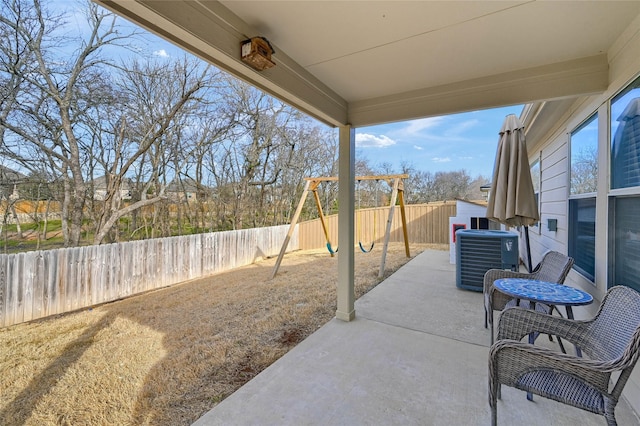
[356,105,524,178]
[58,1,523,179]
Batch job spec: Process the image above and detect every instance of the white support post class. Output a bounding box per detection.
[336,125,355,321]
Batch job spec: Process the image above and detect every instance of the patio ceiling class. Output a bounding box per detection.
[96,1,640,128]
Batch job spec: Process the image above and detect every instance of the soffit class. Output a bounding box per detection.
[223,1,629,101]
[522,99,578,151]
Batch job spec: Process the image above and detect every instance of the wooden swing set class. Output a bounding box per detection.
[270,174,410,279]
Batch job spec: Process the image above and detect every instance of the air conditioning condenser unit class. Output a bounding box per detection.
[455,229,519,292]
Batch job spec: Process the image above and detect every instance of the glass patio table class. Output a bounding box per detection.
[493,278,593,355]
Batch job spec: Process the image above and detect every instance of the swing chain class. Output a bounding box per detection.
[356,179,378,253]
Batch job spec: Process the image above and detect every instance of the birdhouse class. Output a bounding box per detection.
[241,37,275,71]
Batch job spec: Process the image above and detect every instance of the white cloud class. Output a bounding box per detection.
[402,117,445,136]
[413,145,423,150]
[355,133,396,148]
[432,157,451,163]
[153,49,169,58]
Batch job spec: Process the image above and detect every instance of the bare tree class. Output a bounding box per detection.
[0,0,141,246]
[571,145,598,195]
[90,57,217,244]
[211,78,325,229]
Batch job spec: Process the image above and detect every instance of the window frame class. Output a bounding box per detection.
[607,75,640,291]
[570,113,599,197]
[610,74,640,192]
[530,156,541,233]
[568,113,598,282]
[568,196,596,281]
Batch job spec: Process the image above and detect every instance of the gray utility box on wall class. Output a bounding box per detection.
[455,230,519,292]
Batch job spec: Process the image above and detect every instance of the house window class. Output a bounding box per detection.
[611,76,640,190]
[568,114,598,281]
[609,76,640,292]
[570,114,598,195]
[531,159,540,194]
[530,159,540,230]
[569,198,596,281]
[470,217,489,229]
[609,196,640,292]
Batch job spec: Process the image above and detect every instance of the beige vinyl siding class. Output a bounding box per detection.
[527,132,570,266]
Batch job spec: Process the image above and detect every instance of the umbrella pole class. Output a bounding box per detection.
[524,226,533,272]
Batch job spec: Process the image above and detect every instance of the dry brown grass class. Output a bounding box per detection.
[0,242,446,425]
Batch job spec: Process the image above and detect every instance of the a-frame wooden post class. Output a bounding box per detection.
[379,178,398,278]
[270,180,311,279]
[398,179,410,258]
[377,177,410,278]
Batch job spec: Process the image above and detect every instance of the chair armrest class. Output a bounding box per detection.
[497,307,589,344]
[484,270,537,313]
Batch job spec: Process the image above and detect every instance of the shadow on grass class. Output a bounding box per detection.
[116,258,332,425]
[0,315,116,424]
[121,247,423,424]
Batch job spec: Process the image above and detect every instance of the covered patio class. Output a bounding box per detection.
[194,249,638,425]
[93,1,640,421]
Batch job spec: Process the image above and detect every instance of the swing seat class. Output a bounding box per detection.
[359,241,374,253]
[326,243,338,254]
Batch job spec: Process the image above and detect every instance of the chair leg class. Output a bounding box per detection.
[489,379,499,425]
[489,313,495,345]
[604,400,617,426]
[484,306,488,329]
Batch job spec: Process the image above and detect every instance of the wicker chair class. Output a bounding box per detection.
[484,250,574,344]
[489,286,640,426]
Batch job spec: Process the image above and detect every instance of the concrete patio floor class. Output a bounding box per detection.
[194,249,640,426]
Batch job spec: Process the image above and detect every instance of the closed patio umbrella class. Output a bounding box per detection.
[486,114,539,272]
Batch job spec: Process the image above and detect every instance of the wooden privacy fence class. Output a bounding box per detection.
[0,225,295,327]
[297,201,457,250]
[0,200,62,225]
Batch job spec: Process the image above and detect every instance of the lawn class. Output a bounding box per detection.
[0,242,443,425]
